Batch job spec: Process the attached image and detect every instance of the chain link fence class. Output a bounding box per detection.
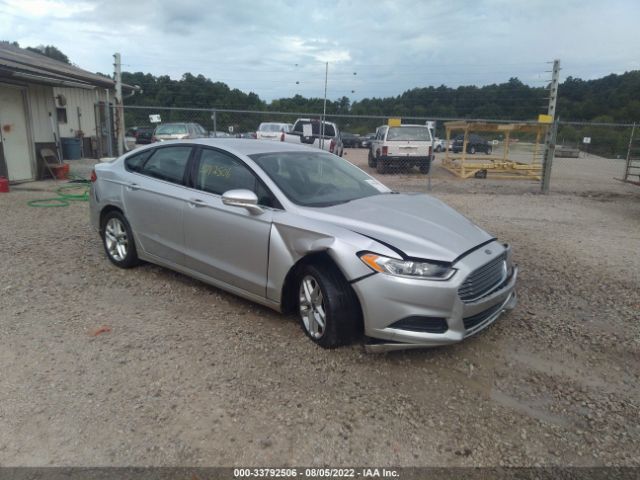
[551,121,634,194]
[104,105,638,196]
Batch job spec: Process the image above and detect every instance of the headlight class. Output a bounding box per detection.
[359,252,456,280]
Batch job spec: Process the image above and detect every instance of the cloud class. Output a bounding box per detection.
[1,0,639,101]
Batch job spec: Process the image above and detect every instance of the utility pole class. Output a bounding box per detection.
[113,52,124,156]
[320,61,328,150]
[541,59,560,193]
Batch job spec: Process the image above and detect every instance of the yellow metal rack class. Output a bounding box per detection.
[442,121,548,180]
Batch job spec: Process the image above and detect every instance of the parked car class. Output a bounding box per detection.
[368,124,434,174]
[360,134,375,149]
[237,132,257,139]
[209,131,233,138]
[152,123,208,142]
[89,139,517,351]
[433,137,445,152]
[256,122,292,141]
[451,134,492,154]
[126,126,154,144]
[341,132,362,148]
[282,118,344,156]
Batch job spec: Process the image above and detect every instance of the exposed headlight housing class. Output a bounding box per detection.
[359,252,456,280]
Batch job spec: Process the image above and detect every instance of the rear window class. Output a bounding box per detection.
[293,121,336,137]
[155,124,187,135]
[259,123,287,132]
[386,127,432,141]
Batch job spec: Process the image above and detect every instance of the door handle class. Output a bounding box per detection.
[126,183,140,191]
[188,198,206,207]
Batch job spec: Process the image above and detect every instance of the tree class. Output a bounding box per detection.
[26,45,70,64]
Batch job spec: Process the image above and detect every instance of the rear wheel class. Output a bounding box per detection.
[297,263,360,348]
[376,157,388,174]
[367,151,376,168]
[469,145,476,154]
[101,211,139,268]
[419,161,431,174]
[486,145,492,155]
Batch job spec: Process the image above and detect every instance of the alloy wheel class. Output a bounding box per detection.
[299,275,326,339]
[105,217,129,262]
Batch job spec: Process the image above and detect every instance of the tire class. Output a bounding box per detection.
[376,157,386,174]
[486,145,492,155]
[368,151,376,168]
[296,263,360,348]
[101,210,139,268]
[469,145,476,154]
[435,145,442,153]
[419,161,431,174]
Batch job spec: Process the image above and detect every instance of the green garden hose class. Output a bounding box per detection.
[27,198,71,208]
[27,176,91,208]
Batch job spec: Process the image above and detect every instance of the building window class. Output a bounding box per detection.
[56,107,67,124]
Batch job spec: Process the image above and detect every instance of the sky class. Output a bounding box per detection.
[2,0,640,102]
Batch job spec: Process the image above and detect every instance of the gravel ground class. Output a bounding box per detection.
[0,151,638,467]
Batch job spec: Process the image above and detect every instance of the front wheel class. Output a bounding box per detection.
[469,146,476,154]
[101,211,139,268]
[297,263,360,348]
[486,145,492,155]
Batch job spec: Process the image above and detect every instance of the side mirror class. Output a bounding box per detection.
[221,189,263,215]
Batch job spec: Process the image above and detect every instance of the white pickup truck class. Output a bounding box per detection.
[281,118,344,156]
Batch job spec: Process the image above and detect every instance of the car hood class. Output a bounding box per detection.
[302,193,493,262]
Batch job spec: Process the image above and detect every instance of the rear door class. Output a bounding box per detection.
[122,145,195,265]
[182,147,275,297]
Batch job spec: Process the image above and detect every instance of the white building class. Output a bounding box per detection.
[0,43,134,182]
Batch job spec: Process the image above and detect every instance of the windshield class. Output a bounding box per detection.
[250,151,391,207]
[259,123,287,132]
[386,126,432,141]
[155,124,187,135]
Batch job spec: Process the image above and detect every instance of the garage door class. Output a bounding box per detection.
[0,85,33,181]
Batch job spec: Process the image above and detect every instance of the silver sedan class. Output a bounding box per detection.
[89,139,517,351]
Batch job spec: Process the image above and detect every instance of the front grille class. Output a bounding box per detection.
[463,302,503,330]
[458,254,507,302]
[389,316,448,334]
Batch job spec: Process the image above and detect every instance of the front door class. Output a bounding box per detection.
[0,85,33,181]
[183,147,273,297]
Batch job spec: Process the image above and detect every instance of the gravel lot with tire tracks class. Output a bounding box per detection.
[0,150,638,467]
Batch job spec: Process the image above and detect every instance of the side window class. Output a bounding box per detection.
[140,146,192,184]
[196,149,280,208]
[196,149,256,195]
[125,149,154,173]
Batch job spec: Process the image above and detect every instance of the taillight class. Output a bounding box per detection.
[382,146,388,156]
[280,132,285,142]
[429,146,432,156]
[90,169,97,182]
[330,139,335,153]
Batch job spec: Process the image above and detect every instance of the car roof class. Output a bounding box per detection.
[169,138,330,156]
